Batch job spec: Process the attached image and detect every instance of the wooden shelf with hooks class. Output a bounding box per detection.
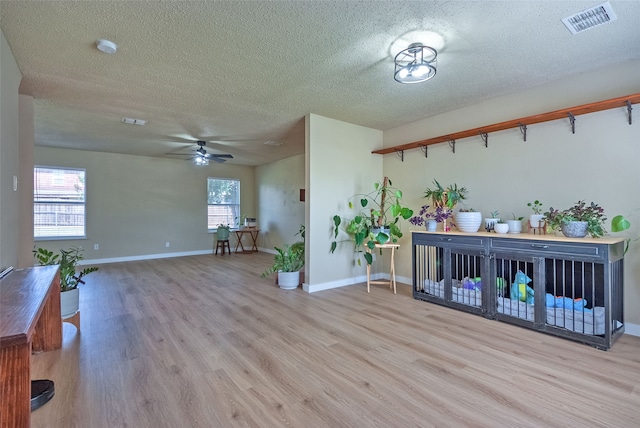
[373,93,640,156]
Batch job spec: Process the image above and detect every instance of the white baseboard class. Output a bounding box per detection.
[624,322,640,337]
[303,272,389,293]
[79,249,212,265]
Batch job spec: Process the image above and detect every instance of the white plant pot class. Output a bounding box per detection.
[529,214,545,228]
[507,220,523,234]
[454,211,483,233]
[484,218,500,232]
[60,288,80,319]
[277,271,300,290]
[494,223,509,234]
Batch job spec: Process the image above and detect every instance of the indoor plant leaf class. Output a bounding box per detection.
[611,215,631,233]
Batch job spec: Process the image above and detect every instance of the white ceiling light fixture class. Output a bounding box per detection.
[562,2,617,35]
[193,155,209,166]
[96,39,117,54]
[394,42,437,84]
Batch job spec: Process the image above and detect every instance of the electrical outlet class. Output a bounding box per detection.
[166,242,170,247]
[94,244,99,250]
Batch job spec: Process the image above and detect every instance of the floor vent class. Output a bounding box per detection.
[562,1,617,34]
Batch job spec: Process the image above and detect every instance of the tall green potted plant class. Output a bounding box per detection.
[330,177,413,265]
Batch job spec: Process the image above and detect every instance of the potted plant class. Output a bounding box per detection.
[216,224,230,241]
[330,177,413,265]
[494,220,509,234]
[261,242,305,289]
[409,205,453,231]
[423,180,467,211]
[422,180,468,231]
[33,246,99,320]
[527,200,545,229]
[484,210,500,232]
[543,200,607,238]
[507,213,523,234]
[455,208,483,233]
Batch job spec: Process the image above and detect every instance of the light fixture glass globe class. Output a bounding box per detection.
[413,64,429,77]
[398,68,409,79]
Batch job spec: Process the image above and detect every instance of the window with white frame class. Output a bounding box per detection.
[34,166,86,239]
[207,178,240,229]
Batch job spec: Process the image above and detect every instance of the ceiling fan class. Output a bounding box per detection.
[167,140,233,164]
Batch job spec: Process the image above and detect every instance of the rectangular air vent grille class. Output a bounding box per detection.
[121,117,147,126]
[562,1,617,35]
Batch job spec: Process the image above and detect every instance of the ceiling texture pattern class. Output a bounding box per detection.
[1,1,639,166]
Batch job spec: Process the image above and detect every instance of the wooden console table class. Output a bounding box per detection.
[1,265,62,427]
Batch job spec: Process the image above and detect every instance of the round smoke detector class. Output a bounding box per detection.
[96,39,117,54]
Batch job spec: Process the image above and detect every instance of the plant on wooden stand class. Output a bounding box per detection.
[33,246,99,292]
[33,246,99,322]
[421,180,468,232]
[527,200,545,229]
[330,177,413,265]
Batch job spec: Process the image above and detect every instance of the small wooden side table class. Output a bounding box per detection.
[234,228,260,253]
[366,243,399,294]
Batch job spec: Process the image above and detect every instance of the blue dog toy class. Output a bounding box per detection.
[545,294,592,312]
[511,270,534,304]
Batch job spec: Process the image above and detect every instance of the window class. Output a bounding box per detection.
[207,178,240,229]
[34,167,86,239]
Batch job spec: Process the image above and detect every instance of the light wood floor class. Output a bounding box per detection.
[31,252,640,427]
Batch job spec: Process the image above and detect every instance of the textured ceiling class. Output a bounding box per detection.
[1,1,640,166]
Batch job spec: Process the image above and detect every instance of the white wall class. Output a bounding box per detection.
[18,94,34,267]
[255,154,305,251]
[305,113,383,292]
[33,147,256,262]
[0,29,22,270]
[383,60,640,324]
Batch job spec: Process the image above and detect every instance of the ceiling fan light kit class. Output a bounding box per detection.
[394,42,437,84]
[193,156,209,166]
[165,140,234,165]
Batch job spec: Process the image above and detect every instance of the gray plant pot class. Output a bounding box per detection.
[561,221,588,238]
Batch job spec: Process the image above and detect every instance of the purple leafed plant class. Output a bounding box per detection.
[409,205,453,226]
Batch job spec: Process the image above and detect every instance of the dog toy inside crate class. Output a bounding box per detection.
[545,294,592,312]
[511,270,534,304]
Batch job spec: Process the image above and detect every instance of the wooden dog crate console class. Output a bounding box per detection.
[412,231,625,349]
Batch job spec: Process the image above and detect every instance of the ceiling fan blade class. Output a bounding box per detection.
[210,154,233,159]
[209,157,227,163]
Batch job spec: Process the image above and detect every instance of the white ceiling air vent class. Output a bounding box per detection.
[121,117,147,126]
[263,140,283,146]
[562,1,617,35]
